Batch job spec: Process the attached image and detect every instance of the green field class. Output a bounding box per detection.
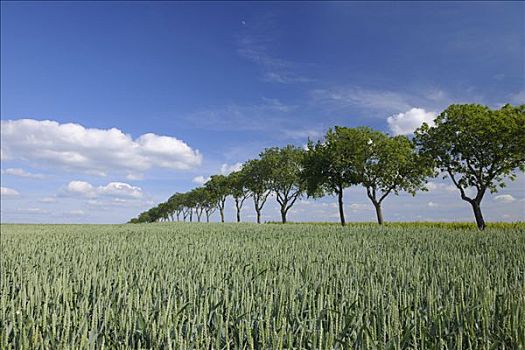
[1,223,524,349]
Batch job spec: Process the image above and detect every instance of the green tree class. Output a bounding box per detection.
[204,175,230,222]
[302,127,364,226]
[228,170,250,222]
[243,158,272,224]
[415,104,525,230]
[357,131,432,224]
[261,145,306,223]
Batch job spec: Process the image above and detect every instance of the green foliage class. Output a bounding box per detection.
[415,103,525,229]
[260,145,306,222]
[415,104,525,195]
[302,126,366,197]
[242,158,273,223]
[2,223,524,348]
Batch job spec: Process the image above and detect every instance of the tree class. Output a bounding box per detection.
[228,170,250,222]
[204,175,230,223]
[415,104,525,230]
[302,127,364,226]
[261,145,306,223]
[188,188,206,222]
[243,158,272,223]
[356,130,432,224]
[167,193,184,221]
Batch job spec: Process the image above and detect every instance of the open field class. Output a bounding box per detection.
[1,223,524,349]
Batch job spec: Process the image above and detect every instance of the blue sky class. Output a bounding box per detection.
[1,1,524,223]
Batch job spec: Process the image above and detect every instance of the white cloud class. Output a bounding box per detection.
[349,203,373,211]
[426,181,457,193]
[192,176,210,185]
[97,182,143,198]
[387,108,436,135]
[39,197,57,203]
[1,119,202,176]
[63,181,143,199]
[220,162,243,175]
[1,168,44,179]
[65,210,85,216]
[494,194,516,203]
[427,201,439,207]
[1,187,20,197]
[17,207,49,214]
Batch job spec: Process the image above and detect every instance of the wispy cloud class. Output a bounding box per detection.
[1,168,45,179]
[186,98,297,131]
[311,87,413,113]
[237,16,313,84]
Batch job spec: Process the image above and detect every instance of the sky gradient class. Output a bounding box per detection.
[1,1,524,223]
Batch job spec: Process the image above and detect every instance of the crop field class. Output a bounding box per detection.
[1,223,524,349]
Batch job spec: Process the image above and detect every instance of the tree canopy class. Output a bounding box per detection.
[415,103,525,230]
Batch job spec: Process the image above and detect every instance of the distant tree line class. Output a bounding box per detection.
[129,104,524,230]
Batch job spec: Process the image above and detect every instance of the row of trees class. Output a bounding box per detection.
[130,104,524,230]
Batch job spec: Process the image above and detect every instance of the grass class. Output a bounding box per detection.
[1,223,524,349]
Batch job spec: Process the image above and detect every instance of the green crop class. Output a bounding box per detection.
[1,223,524,349]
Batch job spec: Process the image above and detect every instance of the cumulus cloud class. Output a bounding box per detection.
[220,162,243,175]
[387,108,436,135]
[1,187,20,197]
[62,181,143,199]
[1,168,44,179]
[192,176,210,185]
[494,194,516,203]
[1,119,202,176]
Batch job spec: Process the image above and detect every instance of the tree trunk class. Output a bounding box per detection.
[206,213,210,223]
[374,202,384,225]
[256,209,261,224]
[220,208,225,223]
[281,209,287,224]
[235,198,241,222]
[470,200,485,230]
[189,211,193,222]
[337,190,345,226]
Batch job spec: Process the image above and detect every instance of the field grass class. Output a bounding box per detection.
[1,223,524,349]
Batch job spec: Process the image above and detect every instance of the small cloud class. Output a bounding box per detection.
[1,168,44,179]
[349,203,372,211]
[494,194,516,203]
[65,210,85,216]
[39,196,57,203]
[387,108,436,135]
[192,176,210,185]
[126,173,144,180]
[17,207,49,214]
[427,201,439,207]
[426,181,457,193]
[220,162,243,175]
[1,187,20,197]
[62,181,144,199]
